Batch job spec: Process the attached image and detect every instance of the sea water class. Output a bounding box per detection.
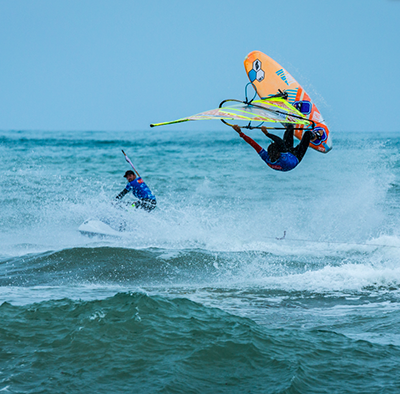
[1,129,400,393]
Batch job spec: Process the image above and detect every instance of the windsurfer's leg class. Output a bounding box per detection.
[135,199,157,212]
[283,124,294,149]
[292,130,312,162]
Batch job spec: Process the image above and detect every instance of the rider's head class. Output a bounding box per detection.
[267,143,281,163]
[124,170,136,182]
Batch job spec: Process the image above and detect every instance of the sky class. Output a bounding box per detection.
[0,0,399,133]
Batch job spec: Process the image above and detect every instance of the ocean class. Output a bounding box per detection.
[1,128,400,393]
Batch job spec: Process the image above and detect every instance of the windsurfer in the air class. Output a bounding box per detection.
[115,170,157,211]
[232,124,317,172]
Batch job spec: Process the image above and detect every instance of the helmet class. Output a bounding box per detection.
[123,170,135,178]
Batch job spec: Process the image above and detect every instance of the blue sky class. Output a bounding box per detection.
[0,0,399,132]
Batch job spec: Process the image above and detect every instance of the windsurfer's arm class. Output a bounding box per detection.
[115,188,129,200]
[232,125,263,154]
[261,127,286,151]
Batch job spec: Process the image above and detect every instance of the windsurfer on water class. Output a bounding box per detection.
[115,170,157,211]
[232,124,318,172]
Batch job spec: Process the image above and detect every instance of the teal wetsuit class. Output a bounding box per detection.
[116,177,156,211]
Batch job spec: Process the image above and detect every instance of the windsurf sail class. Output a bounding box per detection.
[150,97,314,129]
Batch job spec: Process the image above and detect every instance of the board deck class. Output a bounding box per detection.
[78,219,122,237]
[244,51,332,153]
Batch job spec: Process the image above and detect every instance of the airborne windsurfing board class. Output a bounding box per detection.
[78,219,122,238]
[244,51,332,153]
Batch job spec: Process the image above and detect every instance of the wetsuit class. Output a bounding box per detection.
[239,124,312,172]
[116,177,157,211]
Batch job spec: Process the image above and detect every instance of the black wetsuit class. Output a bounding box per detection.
[270,124,312,163]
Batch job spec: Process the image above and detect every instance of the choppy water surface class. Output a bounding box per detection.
[1,129,400,393]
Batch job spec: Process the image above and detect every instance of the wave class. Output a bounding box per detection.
[2,242,400,297]
[1,292,400,393]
